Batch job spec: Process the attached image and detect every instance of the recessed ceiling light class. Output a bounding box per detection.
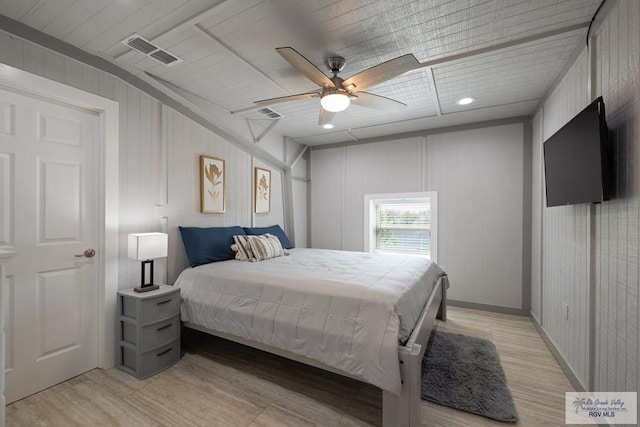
[456,97,476,105]
[322,123,334,129]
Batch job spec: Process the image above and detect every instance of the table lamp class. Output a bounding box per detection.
[128,232,168,293]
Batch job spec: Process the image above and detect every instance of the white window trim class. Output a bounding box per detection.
[364,192,437,262]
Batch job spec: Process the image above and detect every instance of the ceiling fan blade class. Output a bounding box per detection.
[318,107,336,126]
[276,47,334,88]
[351,92,407,111]
[342,54,419,92]
[254,92,320,106]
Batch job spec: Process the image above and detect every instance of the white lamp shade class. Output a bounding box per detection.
[128,232,168,260]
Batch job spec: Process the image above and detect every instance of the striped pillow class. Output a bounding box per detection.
[231,234,254,261]
[231,234,288,262]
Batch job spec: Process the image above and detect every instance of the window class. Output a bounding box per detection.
[364,192,437,261]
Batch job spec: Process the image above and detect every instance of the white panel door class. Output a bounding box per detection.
[0,87,99,403]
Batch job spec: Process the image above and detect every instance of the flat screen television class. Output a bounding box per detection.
[543,96,610,207]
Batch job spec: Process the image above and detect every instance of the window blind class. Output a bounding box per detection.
[376,201,431,256]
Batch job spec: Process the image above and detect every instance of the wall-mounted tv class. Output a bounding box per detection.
[543,96,610,207]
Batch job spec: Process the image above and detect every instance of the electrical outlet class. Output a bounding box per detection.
[563,303,569,320]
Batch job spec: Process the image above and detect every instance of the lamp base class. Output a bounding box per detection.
[134,285,160,293]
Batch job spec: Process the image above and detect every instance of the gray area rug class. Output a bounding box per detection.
[421,331,518,423]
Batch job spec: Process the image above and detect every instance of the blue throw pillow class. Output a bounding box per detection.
[243,225,293,249]
[179,226,245,267]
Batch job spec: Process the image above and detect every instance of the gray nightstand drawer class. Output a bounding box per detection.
[121,339,180,379]
[122,314,180,352]
[121,290,180,325]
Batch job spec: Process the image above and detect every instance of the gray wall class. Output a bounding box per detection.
[0,29,295,289]
[535,48,592,387]
[532,0,640,396]
[291,153,309,248]
[164,107,289,282]
[531,108,544,323]
[311,123,527,310]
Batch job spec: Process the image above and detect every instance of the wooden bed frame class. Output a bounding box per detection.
[183,275,448,427]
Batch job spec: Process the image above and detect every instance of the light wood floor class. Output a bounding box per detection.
[6,307,574,426]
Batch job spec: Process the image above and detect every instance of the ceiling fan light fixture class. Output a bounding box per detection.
[321,89,350,112]
[456,97,476,105]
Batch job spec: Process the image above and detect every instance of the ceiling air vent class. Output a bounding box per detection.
[121,34,183,67]
[257,107,282,119]
[149,50,180,66]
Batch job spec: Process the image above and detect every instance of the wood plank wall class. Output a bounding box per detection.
[0,30,289,289]
[0,30,167,288]
[592,0,639,399]
[530,108,543,323]
[533,0,639,400]
[537,48,591,388]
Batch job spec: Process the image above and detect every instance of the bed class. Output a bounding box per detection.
[174,239,448,427]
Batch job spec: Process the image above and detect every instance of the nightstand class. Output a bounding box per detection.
[117,285,181,379]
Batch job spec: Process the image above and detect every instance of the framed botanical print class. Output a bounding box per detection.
[200,155,225,213]
[254,167,271,213]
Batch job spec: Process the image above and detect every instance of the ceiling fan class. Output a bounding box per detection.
[254,47,420,127]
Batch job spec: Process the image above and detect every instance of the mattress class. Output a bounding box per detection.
[174,247,445,394]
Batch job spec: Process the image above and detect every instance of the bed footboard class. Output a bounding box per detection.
[437,276,448,321]
[183,274,448,427]
[382,275,447,427]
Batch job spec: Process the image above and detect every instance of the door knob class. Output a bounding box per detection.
[75,248,96,258]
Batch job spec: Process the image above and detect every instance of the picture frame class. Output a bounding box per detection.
[200,155,225,213]
[254,167,271,213]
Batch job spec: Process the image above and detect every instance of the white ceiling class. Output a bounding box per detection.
[0,0,601,146]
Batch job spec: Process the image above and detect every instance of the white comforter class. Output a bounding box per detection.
[174,248,445,394]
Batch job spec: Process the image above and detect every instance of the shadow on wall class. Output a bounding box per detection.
[605,99,638,201]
